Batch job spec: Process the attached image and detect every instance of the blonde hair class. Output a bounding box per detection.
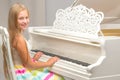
[3,3,30,77]
[8,3,29,44]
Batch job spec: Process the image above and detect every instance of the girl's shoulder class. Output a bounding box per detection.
[12,34,24,48]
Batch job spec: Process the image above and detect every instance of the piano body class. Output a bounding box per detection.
[28,4,120,80]
[29,26,120,80]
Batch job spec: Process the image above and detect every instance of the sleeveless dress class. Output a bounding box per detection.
[12,40,64,80]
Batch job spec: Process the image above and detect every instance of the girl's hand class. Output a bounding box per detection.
[33,52,44,61]
[47,56,59,66]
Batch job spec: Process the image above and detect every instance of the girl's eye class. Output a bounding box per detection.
[18,16,29,20]
[19,17,24,20]
[26,17,29,19]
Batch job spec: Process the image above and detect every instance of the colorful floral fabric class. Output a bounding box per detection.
[14,65,64,80]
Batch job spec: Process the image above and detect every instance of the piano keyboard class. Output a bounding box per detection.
[31,49,90,66]
[31,50,92,78]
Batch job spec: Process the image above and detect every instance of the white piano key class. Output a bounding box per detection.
[38,54,91,77]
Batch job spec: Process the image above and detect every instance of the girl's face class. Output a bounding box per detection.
[17,10,29,31]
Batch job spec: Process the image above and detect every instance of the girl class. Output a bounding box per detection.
[7,3,64,80]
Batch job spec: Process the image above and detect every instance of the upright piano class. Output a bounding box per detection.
[28,4,120,80]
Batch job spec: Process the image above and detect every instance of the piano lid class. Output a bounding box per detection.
[76,0,120,24]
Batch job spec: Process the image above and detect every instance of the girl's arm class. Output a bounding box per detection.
[14,35,59,69]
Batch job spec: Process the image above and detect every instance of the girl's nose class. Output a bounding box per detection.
[23,18,27,23]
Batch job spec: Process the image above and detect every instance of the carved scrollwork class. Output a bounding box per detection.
[52,4,104,39]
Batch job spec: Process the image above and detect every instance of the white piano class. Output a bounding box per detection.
[28,4,120,80]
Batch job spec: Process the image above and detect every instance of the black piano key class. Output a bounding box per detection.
[31,49,90,66]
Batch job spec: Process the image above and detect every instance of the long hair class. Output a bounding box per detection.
[8,3,29,44]
[3,3,29,78]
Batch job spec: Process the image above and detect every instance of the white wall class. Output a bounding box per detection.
[45,0,120,25]
[0,0,9,27]
[77,0,120,23]
[1,0,120,27]
[45,0,74,26]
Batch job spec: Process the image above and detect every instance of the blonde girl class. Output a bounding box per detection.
[7,3,64,80]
